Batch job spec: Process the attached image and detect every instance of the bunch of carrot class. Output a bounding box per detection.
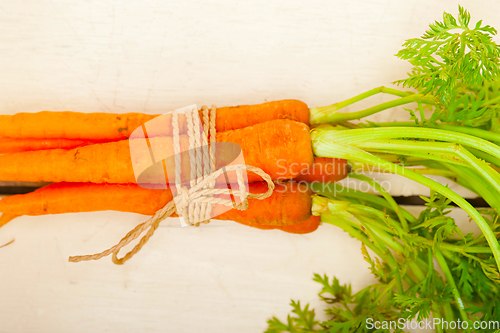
[0,100,349,241]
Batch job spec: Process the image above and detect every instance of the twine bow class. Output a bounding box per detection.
[69,105,274,264]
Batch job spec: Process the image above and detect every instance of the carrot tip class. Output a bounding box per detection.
[0,214,19,228]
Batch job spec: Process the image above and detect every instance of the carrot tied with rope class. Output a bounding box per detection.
[69,105,275,264]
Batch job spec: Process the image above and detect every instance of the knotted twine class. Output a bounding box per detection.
[69,105,275,264]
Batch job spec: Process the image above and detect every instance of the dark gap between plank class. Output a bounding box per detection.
[0,186,492,208]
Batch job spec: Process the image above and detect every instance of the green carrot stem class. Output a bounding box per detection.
[434,250,469,322]
[371,153,429,165]
[355,215,430,274]
[372,121,500,144]
[369,149,472,169]
[442,304,457,333]
[322,213,419,287]
[321,213,387,261]
[311,134,500,272]
[322,127,500,161]
[310,93,435,125]
[373,279,397,304]
[441,250,500,295]
[347,173,409,231]
[353,140,500,194]
[359,216,405,294]
[444,163,500,210]
[310,183,416,223]
[432,305,446,333]
[407,168,458,178]
[481,93,500,107]
[467,147,500,171]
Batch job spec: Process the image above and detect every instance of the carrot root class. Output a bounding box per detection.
[0,138,121,154]
[0,181,312,227]
[239,215,320,234]
[0,119,313,184]
[0,100,309,140]
[0,214,19,228]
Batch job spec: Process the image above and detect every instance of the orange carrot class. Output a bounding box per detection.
[215,100,309,131]
[0,182,172,216]
[280,216,320,234]
[0,138,116,153]
[0,181,312,227]
[238,215,320,234]
[0,101,349,183]
[212,181,312,226]
[0,119,313,184]
[0,214,18,228]
[0,100,309,140]
[0,112,156,141]
[0,135,348,183]
[295,157,350,183]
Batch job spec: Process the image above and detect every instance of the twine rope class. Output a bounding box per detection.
[69,105,274,264]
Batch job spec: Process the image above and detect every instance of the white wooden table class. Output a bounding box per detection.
[0,1,496,332]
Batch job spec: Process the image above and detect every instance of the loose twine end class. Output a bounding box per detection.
[0,239,15,249]
[69,105,274,264]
